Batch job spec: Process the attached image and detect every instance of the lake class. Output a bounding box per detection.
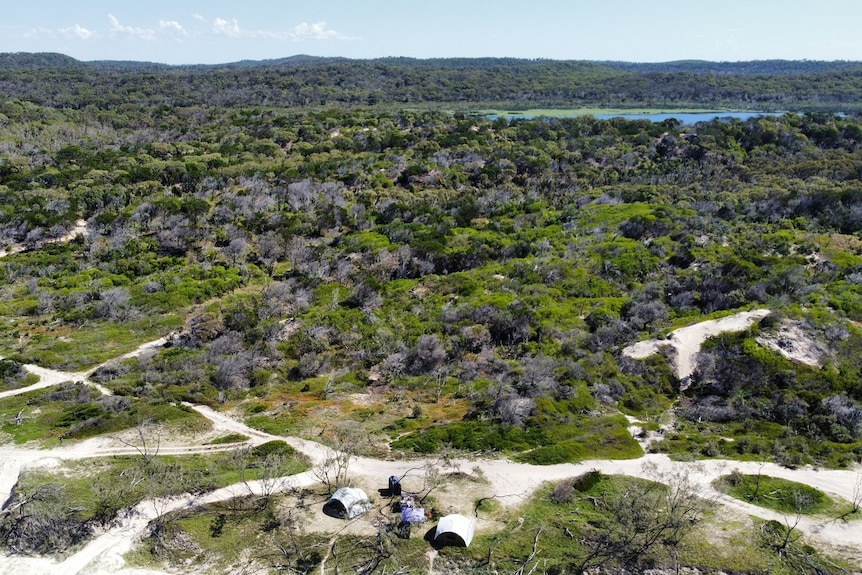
[594,111,782,123]
[495,111,782,124]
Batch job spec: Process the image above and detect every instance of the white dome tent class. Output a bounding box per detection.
[323,487,372,519]
[433,513,475,548]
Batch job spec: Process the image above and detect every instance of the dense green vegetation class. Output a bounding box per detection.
[2,54,862,111]
[2,93,862,468]
[3,53,862,573]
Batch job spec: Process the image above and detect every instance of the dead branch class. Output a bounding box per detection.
[473,491,525,517]
[514,527,543,575]
[115,418,161,464]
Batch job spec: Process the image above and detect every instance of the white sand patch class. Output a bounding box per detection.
[0,244,24,258]
[623,309,772,384]
[623,414,668,451]
[0,220,89,262]
[624,310,832,389]
[48,219,89,245]
[756,320,830,368]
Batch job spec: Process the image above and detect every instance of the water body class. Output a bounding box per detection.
[594,111,782,123]
[497,111,782,124]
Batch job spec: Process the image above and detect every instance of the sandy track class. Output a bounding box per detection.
[2,313,862,574]
[5,431,860,575]
[0,337,168,401]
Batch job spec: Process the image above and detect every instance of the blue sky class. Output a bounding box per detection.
[2,0,862,65]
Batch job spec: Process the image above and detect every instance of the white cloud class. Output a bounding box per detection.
[22,27,56,39]
[60,24,95,40]
[213,17,241,37]
[198,16,352,42]
[23,24,96,40]
[159,20,187,35]
[108,13,156,41]
[289,21,348,41]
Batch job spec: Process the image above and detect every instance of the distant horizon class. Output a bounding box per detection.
[6,50,862,68]
[3,1,862,66]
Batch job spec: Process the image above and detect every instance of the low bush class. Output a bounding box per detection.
[714,473,831,514]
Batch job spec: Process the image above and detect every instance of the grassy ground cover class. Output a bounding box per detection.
[0,384,209,445]
[0,314,181,371]
[3,442,310,556]
[714,472,837,515]
[651,418,862,469]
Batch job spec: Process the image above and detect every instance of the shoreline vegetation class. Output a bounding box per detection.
[480,107,760,117]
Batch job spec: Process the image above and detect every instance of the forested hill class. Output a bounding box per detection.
[2,52,862,110]
[600,59,862,75]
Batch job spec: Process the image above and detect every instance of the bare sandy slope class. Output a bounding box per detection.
[0,245,25,258]
[0,220,88,260]
[623,309,772,382]
[755,319,830,367]
[3,317,862,574]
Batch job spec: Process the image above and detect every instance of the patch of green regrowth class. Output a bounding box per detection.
[753,518,858,574]
[515,415,643,464]
[0,383,208,445]
[383,416,423,436]
[250,440,296,459]
[391,411,641,464]
[390,419,539,454]
[206,433,249,445]
[639,420,662,432]
[2,314,181,371]
[651,417,862,468]
[246,413,295,436]
[714,472,833,515]
[473,495,502,516]
[673,517,777,573]
[0,447,310,556]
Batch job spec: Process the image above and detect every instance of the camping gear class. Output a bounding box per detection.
[388,475,402,495]
[434,514,475,547]
[401,506,426,524]
[323,487,372,519]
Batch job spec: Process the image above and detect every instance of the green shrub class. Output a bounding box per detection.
[251,440,295,458]
[207,433,249,445]
[715,473,831,514]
